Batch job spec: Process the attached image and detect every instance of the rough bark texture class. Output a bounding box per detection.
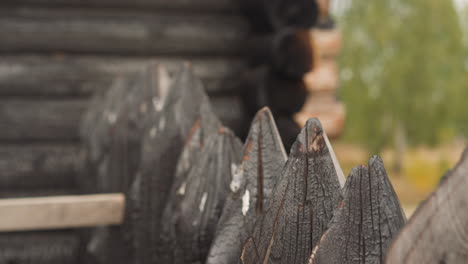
[386,149,468,264]
[0,7,250,55]
[309,156,406,264]
[169,128,243,264]
[206,107,288,264]
[240,118,345,264]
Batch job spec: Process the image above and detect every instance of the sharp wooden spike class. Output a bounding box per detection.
[206,107,287,264]
[240,118,344,264]
[309,156,406,264]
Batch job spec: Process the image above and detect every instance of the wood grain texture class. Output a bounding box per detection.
[0,55,247,96]
[0,230,80,264]
[0,96,244,142]
[128,65,221,264]
[386,150,468,264]
[0,7,250,55]
[0,143,80,190]
[157,102,221,262]
[309,156,406,264]
[206,107,287,264]
[2,0,239,11]
[171,128,242,264]
[0,194,124,232]
[240,118,345,264]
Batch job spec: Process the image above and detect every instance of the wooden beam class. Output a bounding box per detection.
[1,0,239,12]
[0,7,250,55]
[0,55,247,96]
[0,96,244,141]
[0,194,124,232]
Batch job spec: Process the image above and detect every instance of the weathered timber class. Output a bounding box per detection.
[0,143,80,190]
[309,156,406,264]
[240,118,345,264]
[0,55,246,96]
[0,96,244,141]
[127,64,220,264]
[240,0,319,32]
[206,107,287,264]
[0,230,80,264]
[81,63,171,193]
[2,0,238,12]
[157,102,221,262]
[386,150,468,264]
[171,128,242,264]
[0,194,124,232]
[0,7,250,55]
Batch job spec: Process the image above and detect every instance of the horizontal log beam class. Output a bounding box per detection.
[0,96,244,141]
[0,55,246,96]
[0,7,250,55]
[1,0,239,12]
[0,230,80,263]
[0,144,80,191]
[0,194,124,232]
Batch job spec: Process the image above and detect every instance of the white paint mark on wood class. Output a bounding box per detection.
[149,126,157,138]
[242,189,250,216]
[159,116,166,130]
[177,181,187,196]
[199,192,208,212]
[230,163,243,192]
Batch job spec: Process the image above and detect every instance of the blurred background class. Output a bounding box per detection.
[331,0,468,213]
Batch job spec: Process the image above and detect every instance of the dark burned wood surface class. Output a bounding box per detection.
[127,65,223,264]
[0,7,250,55]
[386,150,468,264]
[0,96,244,142]
[309,156,406,264]
[206,107,287,264]
[170,128,242,264]
[0,230,80,264]
[240,118,345,264]
[0,55,246,97]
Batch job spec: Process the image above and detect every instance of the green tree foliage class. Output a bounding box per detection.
[337,0,467,153]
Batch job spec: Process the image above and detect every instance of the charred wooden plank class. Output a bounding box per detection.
[309,156,406,264]
[0,55,247,96]
[206,107,287,264]
[240,118,345,264]
[386,150,468,264]
[127,64,223,264]
[0,230,80,264]
[0,7,250,55]
[2,0,239,12]
[0,96,244,142]
[170,127,243,264]
[0,143,80,190]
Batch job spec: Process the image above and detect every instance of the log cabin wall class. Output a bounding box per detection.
[0,1,251,262]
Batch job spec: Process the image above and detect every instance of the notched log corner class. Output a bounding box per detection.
[309,156,406,264]
[206,107,287,264]
[240,118,344,264]
[386,149,468,264]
